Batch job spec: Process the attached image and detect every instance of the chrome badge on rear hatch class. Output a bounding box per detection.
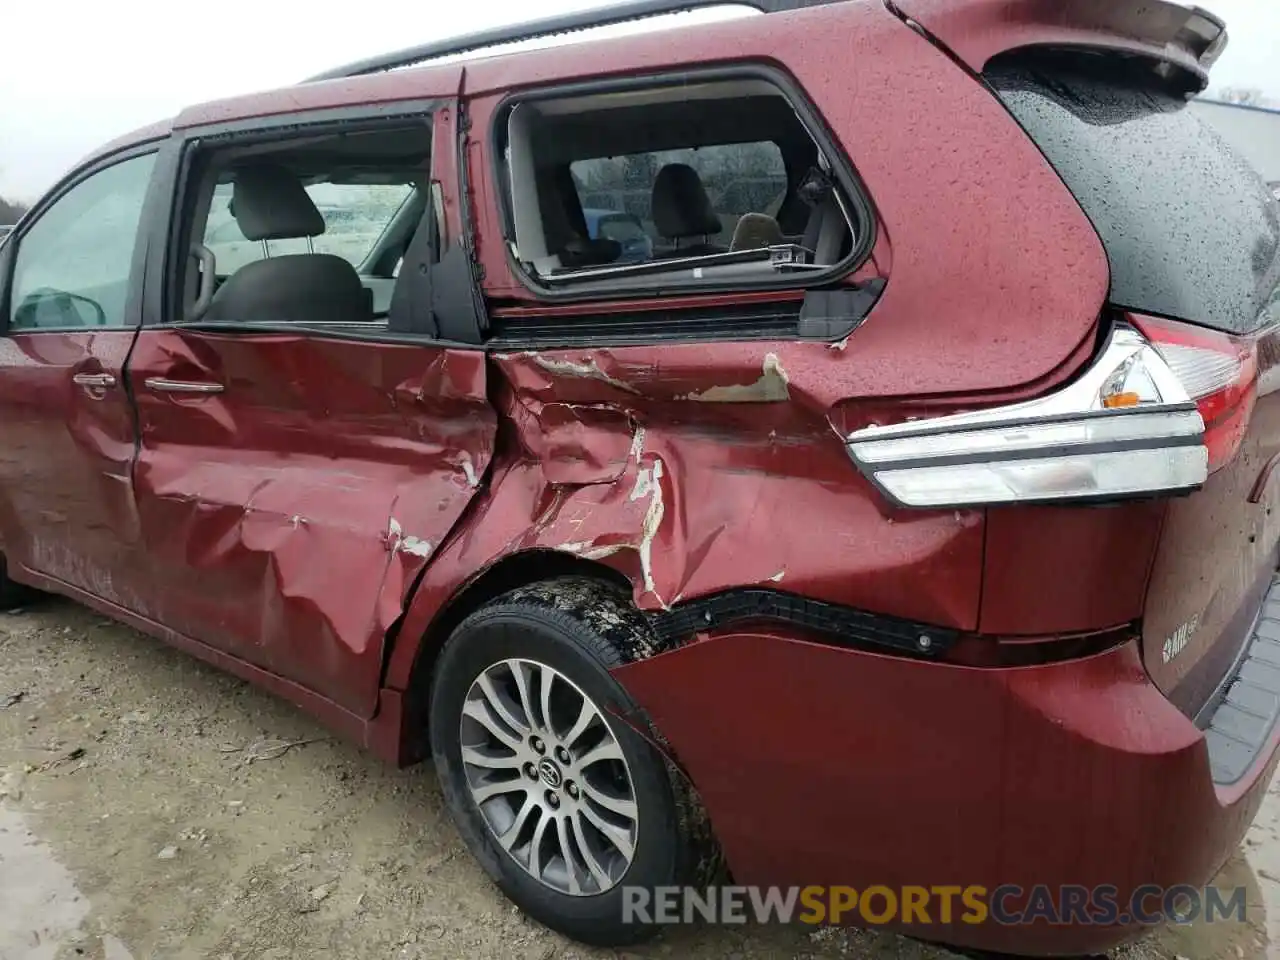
[1163,615,1201,665]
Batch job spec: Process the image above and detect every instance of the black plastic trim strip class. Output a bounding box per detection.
[177,100,446,142]
[488,300,804,348]
[646,587,957,658]
[142,320,484,350]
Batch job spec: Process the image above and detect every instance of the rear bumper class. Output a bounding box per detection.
[613,632,1280,956]
[1201,572,1280,785]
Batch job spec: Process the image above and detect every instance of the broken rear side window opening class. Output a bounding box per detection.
[496,74,864,295]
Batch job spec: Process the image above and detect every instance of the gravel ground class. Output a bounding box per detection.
[1,597,1278,960]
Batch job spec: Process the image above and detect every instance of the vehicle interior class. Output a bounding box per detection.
[498,77,860,292]
[180,125,433,327]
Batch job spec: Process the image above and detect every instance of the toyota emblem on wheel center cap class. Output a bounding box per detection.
[537,758,563,788]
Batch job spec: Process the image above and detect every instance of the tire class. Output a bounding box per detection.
[429,576,719,946]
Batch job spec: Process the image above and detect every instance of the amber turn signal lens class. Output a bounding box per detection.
[1102,392,1141,409]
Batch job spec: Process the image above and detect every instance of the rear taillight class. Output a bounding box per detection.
[846,323,1210,508]
[1131,314,1258,472]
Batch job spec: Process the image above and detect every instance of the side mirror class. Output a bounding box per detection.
[13,288,106,328]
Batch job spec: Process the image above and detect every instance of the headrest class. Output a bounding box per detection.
[730,212,784,252]
[229,164,325,241]
[651,164,722,240]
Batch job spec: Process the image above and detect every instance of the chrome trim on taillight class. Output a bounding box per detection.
[846,326,1209,508]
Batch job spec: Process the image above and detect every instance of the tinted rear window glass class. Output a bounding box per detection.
[986,54,1280,334]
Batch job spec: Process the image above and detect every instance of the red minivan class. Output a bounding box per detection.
[1,0,1278,953]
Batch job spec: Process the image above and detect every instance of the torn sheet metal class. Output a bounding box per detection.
[424,347,987,626]
[534,403,637,486]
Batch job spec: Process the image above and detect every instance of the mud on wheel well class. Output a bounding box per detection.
[396,550,632,764]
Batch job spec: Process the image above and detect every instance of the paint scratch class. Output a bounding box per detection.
[533,355,641,395]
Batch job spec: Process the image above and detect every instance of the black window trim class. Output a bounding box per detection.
[0,140,168,336]
[144,98,486,348]
[487,62,878,306]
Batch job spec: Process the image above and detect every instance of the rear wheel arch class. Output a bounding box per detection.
[396,550,632,763]
[425,573,724,944]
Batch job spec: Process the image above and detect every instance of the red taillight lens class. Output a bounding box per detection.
[1132,314,1258,471]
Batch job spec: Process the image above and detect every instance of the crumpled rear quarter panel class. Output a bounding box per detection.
[387,343,986,696]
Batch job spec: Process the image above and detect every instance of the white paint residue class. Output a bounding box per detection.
[629,460,660,503]
[460,454,481,489]
[557,541,627,561]
[400,536,434,559]
[636,461,666,605]
[533,355,641,395]
[288,515,308,529]
[828,335,850,352]
[386,518,433,559]
[680,353,790,403]
[768,570,786,583]
[0,808,91,960]
[629,426,646,463]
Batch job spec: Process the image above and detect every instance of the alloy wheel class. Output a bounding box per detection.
[459,658,640,896]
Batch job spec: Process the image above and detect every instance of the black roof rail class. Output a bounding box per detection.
[303,0,842,83]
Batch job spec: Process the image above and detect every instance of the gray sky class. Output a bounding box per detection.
[1,0,1277,201]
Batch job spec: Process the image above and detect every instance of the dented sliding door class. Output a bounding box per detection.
[125,330,495,716]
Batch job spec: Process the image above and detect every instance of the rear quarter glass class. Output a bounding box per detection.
[985,51,1280,336]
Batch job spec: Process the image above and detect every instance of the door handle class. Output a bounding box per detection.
[72,372,117,389]
[145,377,225,395]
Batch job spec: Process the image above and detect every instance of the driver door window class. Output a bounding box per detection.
[7,153,156,331]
